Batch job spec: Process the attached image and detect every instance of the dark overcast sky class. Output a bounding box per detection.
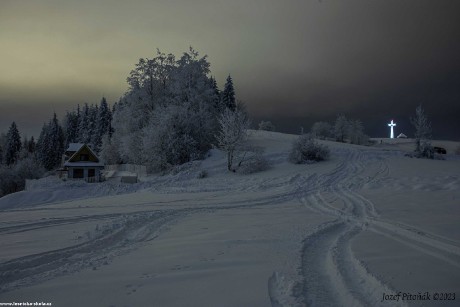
[1,0,459,139]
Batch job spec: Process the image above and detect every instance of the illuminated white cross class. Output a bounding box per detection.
[388,119,396,139]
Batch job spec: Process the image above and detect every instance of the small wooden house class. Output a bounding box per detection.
[63,143,104,182]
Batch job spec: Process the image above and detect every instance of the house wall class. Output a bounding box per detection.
[68,167,104,180]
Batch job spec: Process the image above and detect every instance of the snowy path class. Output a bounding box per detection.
[285,148,460,306]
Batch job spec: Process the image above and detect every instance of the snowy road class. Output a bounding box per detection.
[0,132,459,306]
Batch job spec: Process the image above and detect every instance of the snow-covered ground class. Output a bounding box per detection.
[0,131,459,306]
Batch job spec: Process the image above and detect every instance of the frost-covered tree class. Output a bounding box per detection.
[5,122,22,165]
[216,108,250,171]
[347,119,368,145]
[258,121,275,131]
[127,49,176,111]
[100,133,120,164]
[411,104,432,155]
[222,75,236,111]
[143,104,201,171]
[334,114,349,143]
[112,47,223,171]
[311,121,332,140]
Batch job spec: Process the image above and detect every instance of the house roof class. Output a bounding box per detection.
[66,143,85,152]
[65,143,103,166]
[64,161,105,167]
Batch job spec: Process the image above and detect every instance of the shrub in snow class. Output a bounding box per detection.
[197,170,208,179]
[236,150,270,175]
[258,121,275,131]
[289,134,330,164]
[418,141,434,159]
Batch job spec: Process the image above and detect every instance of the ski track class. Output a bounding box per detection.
[287,147,460,307]
[1,146,459,305]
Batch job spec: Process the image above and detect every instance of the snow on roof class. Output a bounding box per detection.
[397,133,407,138]
[66,143,85,152]
[64,161,105,167]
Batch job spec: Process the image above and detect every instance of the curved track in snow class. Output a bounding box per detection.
[287,148,460,306]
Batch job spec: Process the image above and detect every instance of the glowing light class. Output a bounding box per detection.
[388,120,396,139]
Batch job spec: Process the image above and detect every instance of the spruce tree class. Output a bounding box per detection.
[5,122,22,165]
[222,75,236,111]
[210,76,221,113]
[63,110,79,148]
[93,97,112,152]
[78,103,90,144]
[37,114,65,170]
[28,136,36,154]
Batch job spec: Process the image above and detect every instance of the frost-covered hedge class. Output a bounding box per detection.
[288,134,330,164]
[237,151,270,174]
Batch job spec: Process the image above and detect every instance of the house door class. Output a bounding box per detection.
[88,169,95,177]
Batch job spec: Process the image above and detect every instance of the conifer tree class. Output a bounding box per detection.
[28,136,36,154]
[5,122,22,165]
[93,97,112,152]
[222,75,236,111]
[78,103,90,144]
[36,114,65,170]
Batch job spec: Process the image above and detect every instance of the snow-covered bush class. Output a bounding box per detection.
[289,134,330,164]
[197,170,208,179]
[237,150,270,174]
[258,121,275,131]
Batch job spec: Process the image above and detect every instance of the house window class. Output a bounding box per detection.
[88,169,95,177]
[80,154,89,161]
[73,169,84,178]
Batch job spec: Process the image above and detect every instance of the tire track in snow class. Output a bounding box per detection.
[286,147,460,306]
[0,189,308,294]
[0,210,183,293]
[290,148,405,306]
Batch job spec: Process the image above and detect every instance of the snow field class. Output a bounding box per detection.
[0,130,459,306]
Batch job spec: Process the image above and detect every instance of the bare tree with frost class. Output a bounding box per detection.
[216,108,250,171]
[411,104,433,158]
